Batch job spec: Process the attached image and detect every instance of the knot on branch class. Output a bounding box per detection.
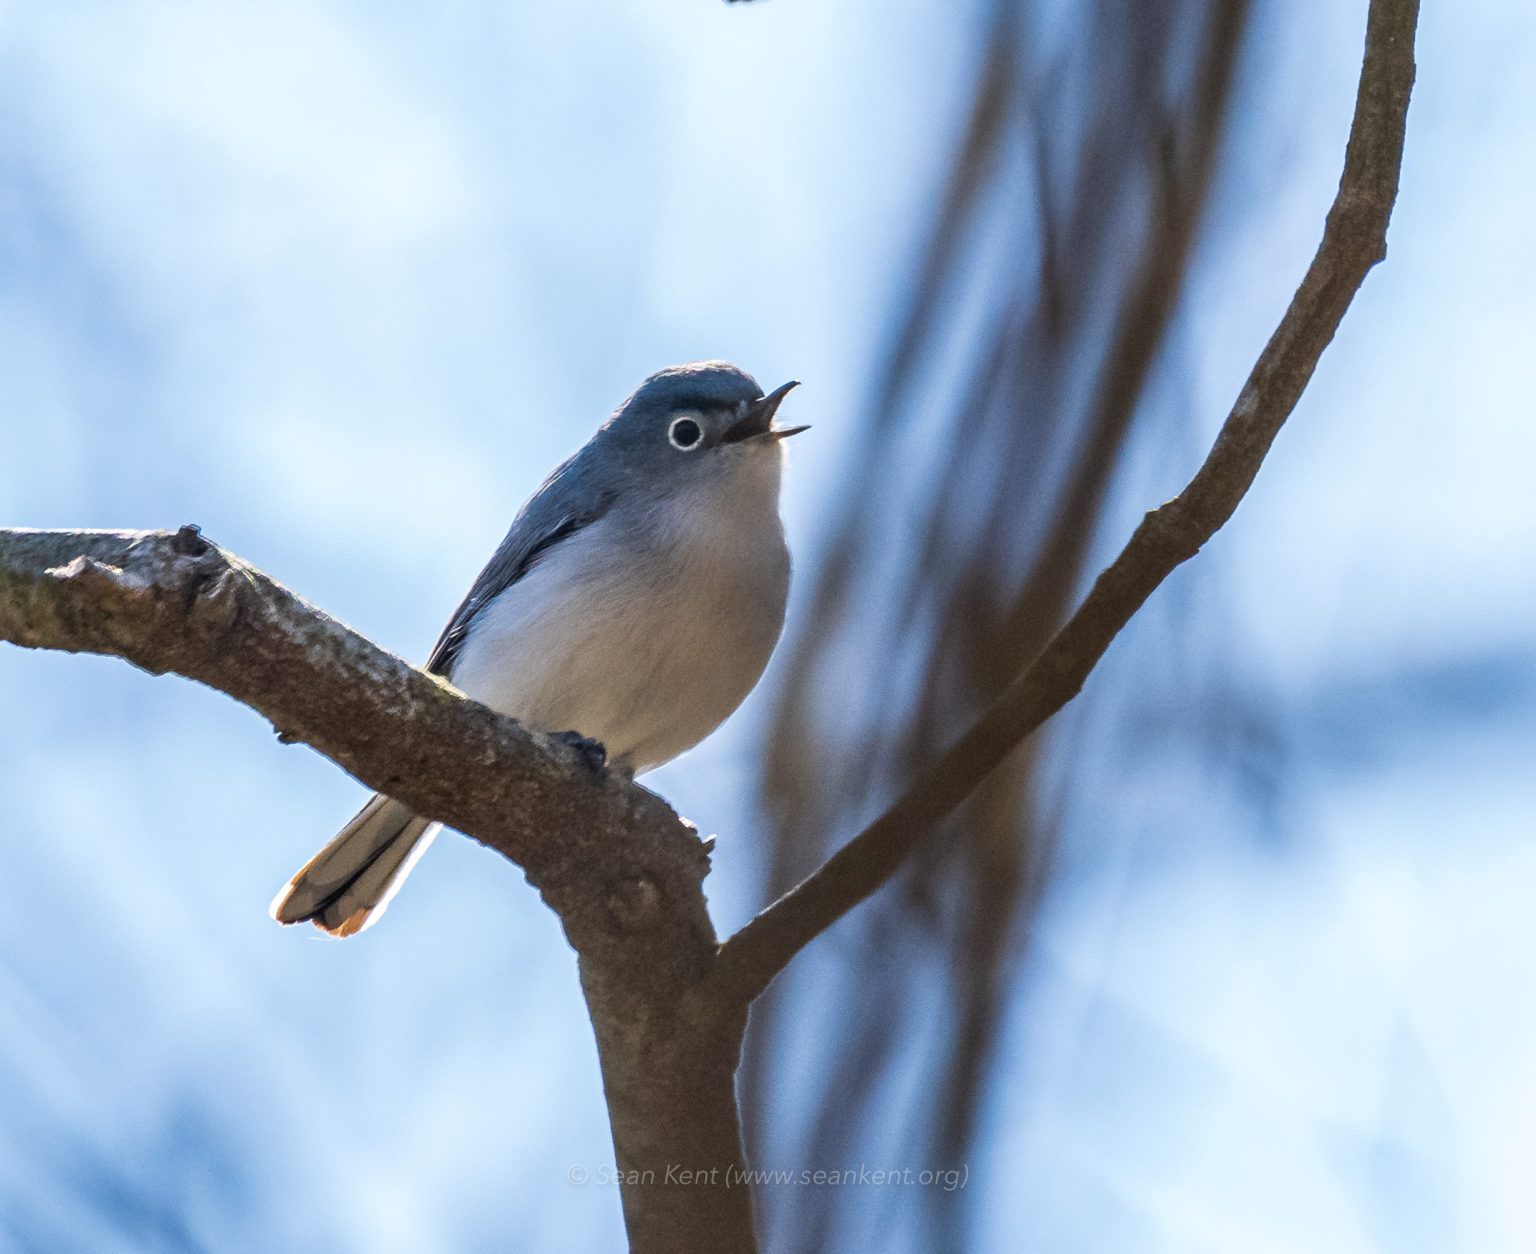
[1134,498,1208,565]
[40,531,248,668]
[171,524,210,557]
[128,529,249,648]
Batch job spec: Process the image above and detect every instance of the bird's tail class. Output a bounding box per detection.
[270,794,438,937]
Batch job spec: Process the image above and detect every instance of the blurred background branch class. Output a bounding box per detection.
[720,0,1414,1019]
[732,1,1421,1249]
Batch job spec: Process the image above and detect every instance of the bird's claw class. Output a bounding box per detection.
[554,730,607,774]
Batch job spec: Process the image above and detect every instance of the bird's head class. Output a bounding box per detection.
[595,362,806,494]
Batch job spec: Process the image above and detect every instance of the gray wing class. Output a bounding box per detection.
[425,459,613,679]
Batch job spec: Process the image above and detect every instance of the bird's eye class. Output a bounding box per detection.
[668,416,703,450]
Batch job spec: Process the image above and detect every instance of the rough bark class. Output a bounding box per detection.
[0,524,751,1250]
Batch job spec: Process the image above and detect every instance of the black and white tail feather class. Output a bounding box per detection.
[269,796,438,937]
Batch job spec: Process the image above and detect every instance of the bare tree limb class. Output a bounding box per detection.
[0,524,755,1252]
[711,0,1419,1007]
[0,526,702,932]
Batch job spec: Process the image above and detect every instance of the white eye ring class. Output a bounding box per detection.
[668,415,704,450]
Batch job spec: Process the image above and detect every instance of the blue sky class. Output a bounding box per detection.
[2,1,1534,1251]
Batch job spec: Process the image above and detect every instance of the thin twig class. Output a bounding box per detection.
[712,0,1419,1007]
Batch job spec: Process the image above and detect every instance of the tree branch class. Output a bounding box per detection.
[711,0,1419,1006]
[0,526,704,937]
[0,524,755,1252]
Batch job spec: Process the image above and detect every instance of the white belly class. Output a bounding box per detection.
[447,482,790,773]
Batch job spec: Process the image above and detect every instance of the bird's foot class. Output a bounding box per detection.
[554,730,608,774]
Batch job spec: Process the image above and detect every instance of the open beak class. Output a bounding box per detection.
[722,380,808,443]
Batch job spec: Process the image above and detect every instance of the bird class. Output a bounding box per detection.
[270,361,806,937]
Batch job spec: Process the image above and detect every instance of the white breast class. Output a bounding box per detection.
[447,445,791,772]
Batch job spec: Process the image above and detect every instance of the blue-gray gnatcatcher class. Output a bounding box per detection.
[271,362,805,937]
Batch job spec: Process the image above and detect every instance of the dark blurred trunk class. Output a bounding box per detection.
[741,2,1252,1250]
